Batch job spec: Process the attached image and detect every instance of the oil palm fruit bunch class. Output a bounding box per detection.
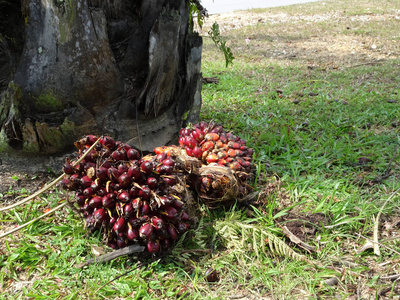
[61,135,194,253]
[178,121,255,206]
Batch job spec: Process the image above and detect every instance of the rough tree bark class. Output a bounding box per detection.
[0,0,202,157]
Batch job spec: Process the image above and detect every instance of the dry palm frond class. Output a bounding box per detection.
[213,216,311,264]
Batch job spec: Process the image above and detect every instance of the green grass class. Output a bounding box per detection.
[1,0,400,299]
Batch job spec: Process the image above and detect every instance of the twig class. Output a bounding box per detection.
[346,60,384,68]
[356,233,400,257]
[0,137,101,212]
[76,244,145,268]
[0,202,68,238]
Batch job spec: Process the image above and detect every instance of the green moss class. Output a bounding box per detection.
[0,129,13,152]
[35,92,64,113]
[35,122,66,153]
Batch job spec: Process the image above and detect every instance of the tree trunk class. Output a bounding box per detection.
[0,0,202,156]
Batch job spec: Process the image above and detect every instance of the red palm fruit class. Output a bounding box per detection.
[177,222,190,233]
[240,145,249,151]
[81,175,92,188]
[127,148,140,160]
[191,128,204,142]
[120,143,131,153]
[182,128,191,137]
[166,224,178,240]
[162,158,175,167]
[163,206,178,219]
[226,157,233,163]
[131,198,141,211]
[217,159,226,166]
[180,210,190,221]
[89,196,103,208]
[185,147,193,157]
[206,153,218,164]
[140,161,153,175]
[159,196,172,206]
[178,137,185,146]
[201,177,211,189]
[116,237,127,249]
[83,187,94,197]
[99,136,116,149]
[129,186,140,198]
[154,146,164,155]
[205,133,220,141]
[235,150,244,157]
[139,186,151,200]
[93,208,107,224]
[147,240,160,253]
[147,177,158,190]
[140,202,150,216]
[192,146,203,158]
[119,173,131,188]
[179,128,186,137]
[63,161,74,174]
[126,226,139,241]
[96,167,109,181]
[214,140,223,149]
[163,176,176,186]
[210,125,223,134]
[227,149,236,157]
[128,165,141,181]
[201,141,215,152]
[139,223,153,240]
[219,135,228,144]
[156,152,167,162]
[114,217,126,234]
[152,217,165,230]
[236,157,246,166]
[217,150,227,159]
[229,161,242,171]
[186,136,197,149]
[102,193,116,208]
[118,191,130,203]
[85,150,97,163]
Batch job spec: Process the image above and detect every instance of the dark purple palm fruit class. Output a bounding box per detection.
[126,225,139,241]
[139,223,153,240]
[131,198,142,212]
[102,193,116,208]
[99,136,116,149]
[128,165,142,182]
[107,167,120,182]
[114,217,126,235]
[172,199,184,210]
[118,191,131,203]
[139,202,150,216]
[75,192,86,207]
[63,159,74,175]
[81,175,92,188]
[112,149,126,162]
[166,224,178,240]
[140,161,153,175]
[107,240,118,250]
[109,215,117,227]
[97,188,107,197]
[119,173,132,188]
[118,163,129,174]
[162,176,176,186]
[116,236,127,249]
[180,210,190,221]
[88,196,103,208]
[83,202,94,214]
[156,152,167,162]
[93,208,108,226]
[146,177,158,190]
[161,238,171,250]
[163,206,178,219]
[146,240,160,253]
[177,222,190,233]
[90,180,102,193]
[96,166,109,181]
[138,186,151,200]
[127,148,140,160]
[123,202,134,218]
[129,186,140,198]
[83,187,94,198]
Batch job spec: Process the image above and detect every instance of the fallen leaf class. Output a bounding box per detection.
[91,245,106,256]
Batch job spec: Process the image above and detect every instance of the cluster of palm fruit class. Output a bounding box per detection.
[61,121,254,253]
[178,121,254,202]
[61,135,191,253]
